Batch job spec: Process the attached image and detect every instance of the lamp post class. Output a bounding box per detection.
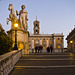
[13,23,18,50]
[70,40,73,52]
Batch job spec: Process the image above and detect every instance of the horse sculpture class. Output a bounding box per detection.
[7,4,19,29]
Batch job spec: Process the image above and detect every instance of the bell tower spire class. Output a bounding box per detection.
[33,17,40,35]
[36,16,37,21]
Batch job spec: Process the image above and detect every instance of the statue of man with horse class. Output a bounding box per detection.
[7,4,28,31]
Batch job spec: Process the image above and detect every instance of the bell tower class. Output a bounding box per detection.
[33,17,40,35]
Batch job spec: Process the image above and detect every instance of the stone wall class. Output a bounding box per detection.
[0,49,23,75]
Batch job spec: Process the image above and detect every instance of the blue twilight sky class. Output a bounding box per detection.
[0,0,75,47]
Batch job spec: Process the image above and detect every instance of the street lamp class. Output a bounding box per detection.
[13,23,18,50]
[70,40,73,52]
[70,41,73,44]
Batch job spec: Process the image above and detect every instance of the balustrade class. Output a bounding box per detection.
[0,49,23,75]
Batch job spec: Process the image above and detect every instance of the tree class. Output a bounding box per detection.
[0,31,13,55]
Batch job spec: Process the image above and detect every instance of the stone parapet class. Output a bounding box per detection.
[0,49,23,75]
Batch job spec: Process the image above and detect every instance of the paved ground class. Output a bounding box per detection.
[9,52,75,75]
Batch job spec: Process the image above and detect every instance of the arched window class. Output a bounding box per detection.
[36,24,37,26]
[36,30,38,34]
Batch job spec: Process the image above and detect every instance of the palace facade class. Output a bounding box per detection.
[66,28,75,52]
[29,19,64,51]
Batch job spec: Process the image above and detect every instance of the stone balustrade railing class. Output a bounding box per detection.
[0,49,23,75]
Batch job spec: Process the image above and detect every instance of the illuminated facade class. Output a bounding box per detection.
[29,19,64,51]
[66,28,75,52]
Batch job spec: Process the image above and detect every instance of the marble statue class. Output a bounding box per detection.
[16,5,28,30]
[7,4,29,54]
[7,4,18,29]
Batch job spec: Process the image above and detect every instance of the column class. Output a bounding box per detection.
[40,39,42,45]
[47,39,49,47]
[54,38,56,49]
[32,40,34,49]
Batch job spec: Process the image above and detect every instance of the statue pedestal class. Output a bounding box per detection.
[7,28,29,54]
